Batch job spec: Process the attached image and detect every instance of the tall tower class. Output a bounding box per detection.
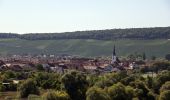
[111,45,117,64]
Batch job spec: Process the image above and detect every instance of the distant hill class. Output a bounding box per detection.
[0,27,170,58]
[0,27,170,40]
[0,38,170,58]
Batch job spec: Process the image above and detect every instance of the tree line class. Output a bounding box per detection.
[0,27,170,40]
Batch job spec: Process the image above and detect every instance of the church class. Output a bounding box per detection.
[111,45,121,65]
[102,45,122,72]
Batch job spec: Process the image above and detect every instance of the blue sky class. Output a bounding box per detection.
[0,0,170,33]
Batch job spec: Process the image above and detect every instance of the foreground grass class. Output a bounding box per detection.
[0,91,19,100]
[0,89,47,100]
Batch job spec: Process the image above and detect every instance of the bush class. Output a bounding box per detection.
[86,86,111,100]
[18,78,39,98]
[42,90,70,100]
[159,90,170,100]
[147,91,156,100]
[107,82,127,100]
[154,71,170,93]
[61,71,88,100]
[28,94,42,100]
[36,64,45,71]
[34,72,61,90]
[130,81,149,98]
[0,83,6,92]
[165,54,170,61]
[160,81,170,92]
[125,86,135,100]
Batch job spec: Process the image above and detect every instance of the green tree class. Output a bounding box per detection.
[86,86,111,100]
[151,56,156,60]
[121,75,136,85]
[18,78,39,98]
[159,90,170,100]
[0,70,16,82]
[146,76,154,89]
[42,90,70,100]
[147,91,156,100]
[86,75,99,87]
[160,81,170,93]
[152,62,170,73]
[165,54,170,61]
[36,64,45,71]
[94,72,127,88]
[134,88,143,99]
[153,71,170,93]
[61,71,88,100]
[125,86,135,100]
[0,83,6,92]
[34,72,61,89]
[107,82,127,100]
[130,81,150,99]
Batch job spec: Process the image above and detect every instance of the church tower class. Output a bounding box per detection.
[111,45,117,64]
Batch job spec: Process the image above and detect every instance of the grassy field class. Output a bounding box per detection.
[0,38,170,58]
[0,91,19,100]
[0,89,47,100]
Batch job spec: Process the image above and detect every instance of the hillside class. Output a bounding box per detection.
[0,27,170,40]
[0,38,170,58]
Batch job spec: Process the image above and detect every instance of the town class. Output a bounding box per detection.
[1,0,170,99]
[0,46,150,74]
[0,46,170,100]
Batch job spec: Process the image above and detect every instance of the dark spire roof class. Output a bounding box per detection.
[113,45,116,56]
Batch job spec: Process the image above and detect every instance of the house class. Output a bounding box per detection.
[83,65,97,70]
[13,80,20,84]
[129,62,139,69]
[101,65,121,73]
[50,66,64,74]
[0,60,5,66]
[83,65,97,73]
[10,64,23,71]
[103,65,113,72]
[42,64,51,70]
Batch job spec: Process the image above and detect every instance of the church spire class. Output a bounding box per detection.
[111,45,120,64]
[111,45,117,64]
[113,45,116,56]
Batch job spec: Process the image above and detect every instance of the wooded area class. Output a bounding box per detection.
[0,27,170,40]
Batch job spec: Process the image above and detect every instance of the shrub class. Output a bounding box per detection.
[42,90,70,100]
[61,71,88,100]
[86,86,111,100]
[0,83,6,92]
[28,94,42,100]
[159,90,170,100]
[18,78,39,98]
[160,81,170,92]
[107,83,127,100]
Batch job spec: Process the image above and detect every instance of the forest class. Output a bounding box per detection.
[0,27,170,40]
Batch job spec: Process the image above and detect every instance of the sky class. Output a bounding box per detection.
[0,0,170,34]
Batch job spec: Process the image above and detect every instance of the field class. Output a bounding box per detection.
[0,91,18,100]
[0,38,170,58]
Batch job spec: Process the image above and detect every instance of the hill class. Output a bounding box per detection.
[0,38,170,58]
[0,27,170,40]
